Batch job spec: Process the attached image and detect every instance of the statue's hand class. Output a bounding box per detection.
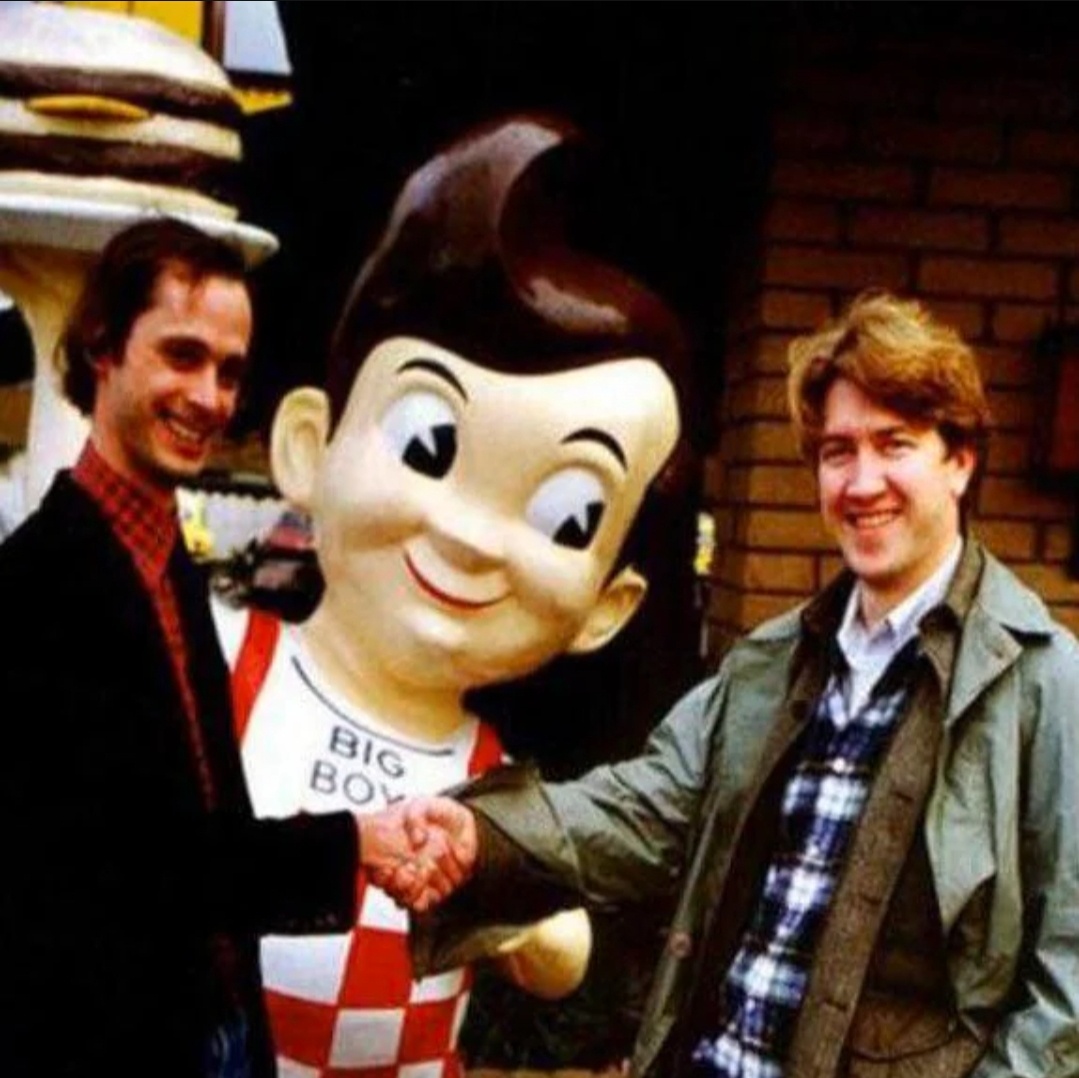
[496,907,593,1000]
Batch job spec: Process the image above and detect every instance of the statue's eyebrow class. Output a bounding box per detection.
[561,428,627,471]
[395,358,469,402]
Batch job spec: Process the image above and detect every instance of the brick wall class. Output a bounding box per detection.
[708,33,1079,653]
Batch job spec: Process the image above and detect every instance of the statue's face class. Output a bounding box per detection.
[296,335,680,692]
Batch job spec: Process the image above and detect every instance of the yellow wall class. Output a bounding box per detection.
[59,1,291,113]
[63,1,202,43]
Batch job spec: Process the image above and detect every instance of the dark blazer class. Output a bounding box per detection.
[0,474,358,1077]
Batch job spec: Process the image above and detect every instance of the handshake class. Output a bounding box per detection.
[358,794,594,1000]
[358,796,478,912]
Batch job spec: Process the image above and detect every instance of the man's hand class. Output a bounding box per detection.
[359,797,478,913]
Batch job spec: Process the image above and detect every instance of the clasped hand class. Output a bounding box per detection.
[360,797,477,913]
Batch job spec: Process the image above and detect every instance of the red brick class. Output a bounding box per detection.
[1014,564,1079,603]
[739,593,804,632]
[708,584,745,626]
[929,167,1072,211]
[713,507,736,546]
[1010,127,1079,168]
[782,65,930,112]
[977,477,1071,520]
[719,551,817,594]
[1066,265,1079,301]
[985,432,1031,474]
[725,293,766,339]
[991,303,1057,343]
[999,215,1079,257]
[918,257,1058,301]
[726,465,816,508]
[760,289,834,331]
[723,467,749,503]
[765,199,841,243]
[1044,523,1073,562]
[772,161,916,203]
[723,341,754,381]
[766,246,910,291]
[753,334,798,375]
[722,421,801,465]
[849,207,989,252]
[860,117,1001,164]
[937,76,1074,123]
[728,376,790,421]
[818,553,846,586]
[750,552,816,593]
[871,39,1004,65]
[973,519,1038,560]
[977,346,1033,389]
[703,455,726,501]
[740,509,833,550]
[772,114,851,155]
[709,586,798,635]
[921,298,987,341]
[986,387,1037,430]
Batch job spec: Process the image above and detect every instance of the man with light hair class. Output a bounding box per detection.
[393,291,1079,1078]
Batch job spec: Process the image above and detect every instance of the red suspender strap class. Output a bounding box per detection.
[231,609,281,743]
[466,721,505,777]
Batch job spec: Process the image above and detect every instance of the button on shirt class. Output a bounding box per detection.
[834,538,963,724]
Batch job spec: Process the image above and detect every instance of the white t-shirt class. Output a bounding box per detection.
[214,601,504,1078]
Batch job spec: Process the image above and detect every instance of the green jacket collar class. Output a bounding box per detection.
[749,538,1056,727]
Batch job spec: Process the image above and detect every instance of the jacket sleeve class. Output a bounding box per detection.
[185,810,359,936]
[534,672,727,904]
[0,613,358,942]
[412,672,726,975]
[970,628,1079,1078]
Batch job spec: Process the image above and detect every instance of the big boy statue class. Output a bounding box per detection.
[214,115,690,1077]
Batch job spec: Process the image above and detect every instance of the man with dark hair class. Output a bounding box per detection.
[397,292,1079,1078]
[0,218,457,1078]
[60,217,249,417]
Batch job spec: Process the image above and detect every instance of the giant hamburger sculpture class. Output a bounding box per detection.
[0,3,275,532]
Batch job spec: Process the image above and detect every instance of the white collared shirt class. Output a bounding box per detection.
[834,538,963,725]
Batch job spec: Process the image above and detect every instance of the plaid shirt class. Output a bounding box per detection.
[72,444,246,1036]
[72,442,218,810]
[692,641,918,1078]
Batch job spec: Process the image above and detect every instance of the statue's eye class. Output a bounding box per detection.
[380,391,457,479]
[525,468,607,550]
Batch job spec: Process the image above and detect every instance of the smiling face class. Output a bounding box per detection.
[817,378,975,618]
[276,335,679,697]
[90,267,251,497]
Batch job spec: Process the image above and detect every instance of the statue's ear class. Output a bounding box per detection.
[270,387,330,511]
[565,566,648,655]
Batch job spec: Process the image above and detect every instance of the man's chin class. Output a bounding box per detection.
[842,547,898,585]
[146,455,209,492]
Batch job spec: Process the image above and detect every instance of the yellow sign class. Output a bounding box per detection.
[57,1,292,113]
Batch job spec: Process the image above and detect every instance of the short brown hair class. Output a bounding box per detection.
[329,115,690,443]
[61,218,247,415]
[787,291,991,463]
[329,115,694,575]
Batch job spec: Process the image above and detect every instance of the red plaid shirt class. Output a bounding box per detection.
[72,441,217,809]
